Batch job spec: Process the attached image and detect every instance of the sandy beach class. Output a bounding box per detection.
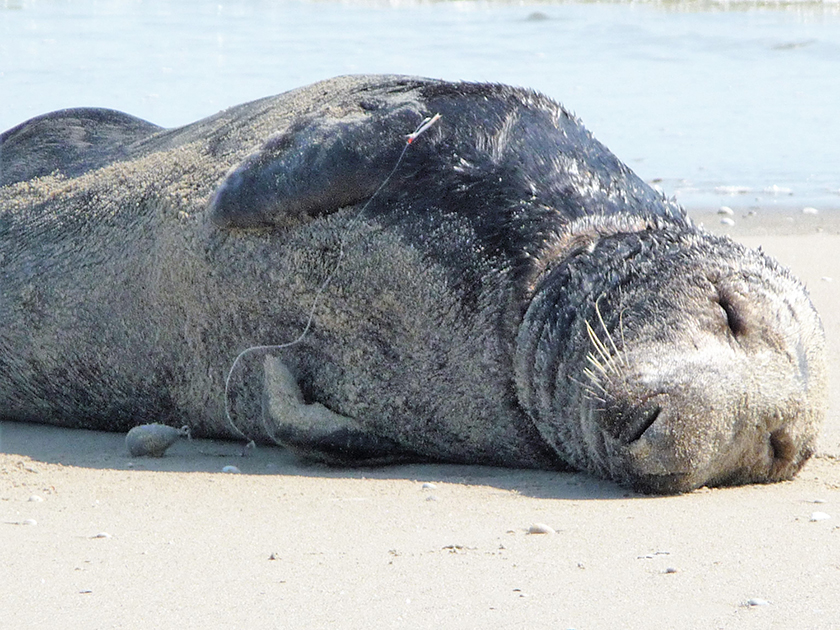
[2,208,839,630]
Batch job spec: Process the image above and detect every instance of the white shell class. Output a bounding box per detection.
[528,523,556,535]
[125,423,190,457]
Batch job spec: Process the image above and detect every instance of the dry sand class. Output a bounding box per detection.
[3,208,840,630]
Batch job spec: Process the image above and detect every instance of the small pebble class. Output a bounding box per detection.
[91,532,111,539]
[810,511,830,522]
[222,465,241,474]
[28,494,44,502]
[812,498,827,504]
[663,567,678,574]
[717,206,734,215]
[528,523,556,535]
[720,217,735,226]
[22,518,37,526]
[421,482,437,490]
[802,206,819,215]
[746,598,770,607]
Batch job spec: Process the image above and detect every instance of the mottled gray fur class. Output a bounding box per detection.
[0,75,826,493]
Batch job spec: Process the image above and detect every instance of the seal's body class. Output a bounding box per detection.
[0,76,826,493]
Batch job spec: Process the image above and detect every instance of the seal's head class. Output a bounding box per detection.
[516,216,826,494]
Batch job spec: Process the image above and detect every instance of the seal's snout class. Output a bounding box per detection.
[601,330,822,495]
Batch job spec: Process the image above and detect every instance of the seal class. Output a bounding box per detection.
[0,75,826,493]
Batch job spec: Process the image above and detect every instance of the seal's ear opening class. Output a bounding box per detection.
[207,110,420,230]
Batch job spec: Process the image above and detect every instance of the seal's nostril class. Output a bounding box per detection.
[626,405,661,444]
[769,428,796,463]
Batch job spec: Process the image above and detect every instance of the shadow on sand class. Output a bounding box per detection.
[0,419,641,502]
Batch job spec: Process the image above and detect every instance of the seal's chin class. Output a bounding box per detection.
[621,472,697,496]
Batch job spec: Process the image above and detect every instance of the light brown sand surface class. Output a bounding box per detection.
[3,214,840,630]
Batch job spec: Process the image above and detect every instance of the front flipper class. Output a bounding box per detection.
[262,356,416,466]
[207,104,432,229]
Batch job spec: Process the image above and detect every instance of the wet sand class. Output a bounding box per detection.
[2,211,839,629]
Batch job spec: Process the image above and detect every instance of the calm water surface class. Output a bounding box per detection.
[1,0,838,212]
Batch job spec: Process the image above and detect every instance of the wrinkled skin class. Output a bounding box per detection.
[0,75,826,493]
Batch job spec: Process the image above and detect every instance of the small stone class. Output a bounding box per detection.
[746,598,770,607]
[528,523,556,535]
[421,482,437,490]
[28,494,44,502]
[810,511,830,522]
[802,206,819,215]
[222,465,241,474]
[663,567,678,574]
[720,217,735,226]
[812,498,827,504]
[91,532,111,539]
[21,518,37,526]
[717,206,734,215]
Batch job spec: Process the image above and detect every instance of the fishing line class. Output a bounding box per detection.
[223,113,442,443]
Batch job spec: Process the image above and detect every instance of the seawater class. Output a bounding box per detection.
[1,0,838,212]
